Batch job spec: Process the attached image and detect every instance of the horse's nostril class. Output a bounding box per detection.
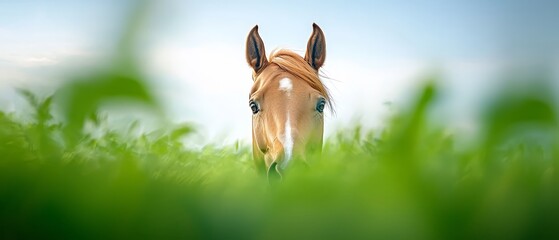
[267,162,283,184]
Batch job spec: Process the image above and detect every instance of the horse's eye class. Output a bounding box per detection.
[249,101,259,114]
[316,99,326,113]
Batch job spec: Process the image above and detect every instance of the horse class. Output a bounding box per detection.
[245,23,331,180]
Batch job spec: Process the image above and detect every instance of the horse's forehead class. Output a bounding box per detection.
[252,74,312,98]
[278,78,293,93]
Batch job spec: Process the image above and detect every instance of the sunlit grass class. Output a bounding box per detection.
[1,76,558,239]
[1,2,559,239]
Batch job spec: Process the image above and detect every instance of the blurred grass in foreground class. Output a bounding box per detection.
[2,2,559,239]
[1,76,559,239]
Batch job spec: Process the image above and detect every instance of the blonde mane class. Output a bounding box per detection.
[268,49,332,109]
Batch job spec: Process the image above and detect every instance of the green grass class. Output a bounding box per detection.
[1,75,559,239]
[2,2,558,239]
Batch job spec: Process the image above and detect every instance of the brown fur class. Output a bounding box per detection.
[269,49,331,107]
[246,24,330,180]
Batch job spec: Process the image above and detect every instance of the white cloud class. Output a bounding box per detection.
[22,57,59,66]
[323,57,428,132]
[144,41,254,144]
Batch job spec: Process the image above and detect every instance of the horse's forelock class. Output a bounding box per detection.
[268,49,333,111]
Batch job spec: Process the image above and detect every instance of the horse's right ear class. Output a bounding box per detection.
[246,25,268,73]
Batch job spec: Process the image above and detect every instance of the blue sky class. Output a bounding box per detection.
[1,0,558,143]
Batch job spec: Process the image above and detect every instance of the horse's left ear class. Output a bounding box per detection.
[305,23,326,70]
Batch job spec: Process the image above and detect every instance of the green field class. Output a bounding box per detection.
[1,70,558,239]
[2,3,559,239]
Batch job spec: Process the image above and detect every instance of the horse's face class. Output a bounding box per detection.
[245,24,329,179]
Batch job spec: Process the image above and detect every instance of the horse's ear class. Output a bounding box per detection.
[305,23,326,70]
[246,25,268,73]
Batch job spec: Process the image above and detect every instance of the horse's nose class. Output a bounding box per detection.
[267,161,282,183]
[266,140,284,166]
[266,129,303,181]
[266,140,288,181]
